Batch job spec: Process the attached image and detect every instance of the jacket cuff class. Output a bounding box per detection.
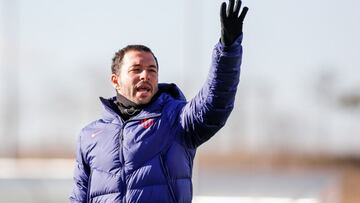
[217,34,243,52]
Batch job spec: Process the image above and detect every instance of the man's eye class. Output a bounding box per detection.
[131,68,141,73]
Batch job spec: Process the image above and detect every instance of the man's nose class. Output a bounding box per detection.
[139,70,150,81]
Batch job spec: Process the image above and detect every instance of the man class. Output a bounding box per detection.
[70,0,248,202]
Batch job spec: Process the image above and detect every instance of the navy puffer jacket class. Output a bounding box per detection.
[70,36,243,203]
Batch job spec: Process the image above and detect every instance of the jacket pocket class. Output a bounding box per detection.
[159,153,177,203]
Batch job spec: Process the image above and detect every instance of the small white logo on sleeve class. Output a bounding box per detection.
[91,130,102,138]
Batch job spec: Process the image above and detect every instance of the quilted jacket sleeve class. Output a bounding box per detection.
[180,35,243,148]
[69,133,90,203]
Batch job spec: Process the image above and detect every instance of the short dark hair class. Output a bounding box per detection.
[111,45,158,75]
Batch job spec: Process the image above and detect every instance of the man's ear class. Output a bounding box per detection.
[111,74,120,89]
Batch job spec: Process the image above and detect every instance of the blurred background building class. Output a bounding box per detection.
[1,0,360,202]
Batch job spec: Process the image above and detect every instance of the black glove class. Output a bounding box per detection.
[220,0,249,46]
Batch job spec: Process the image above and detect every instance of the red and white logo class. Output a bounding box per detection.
[141,118,155,129]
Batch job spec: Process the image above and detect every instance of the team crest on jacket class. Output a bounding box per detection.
[141,118,155,129]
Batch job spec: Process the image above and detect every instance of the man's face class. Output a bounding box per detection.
[112,50,158,105]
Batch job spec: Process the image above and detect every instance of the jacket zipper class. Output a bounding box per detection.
[118,113,162,202]
[87,169,92,203]
[119,126,127,203]
[160,152,177,203]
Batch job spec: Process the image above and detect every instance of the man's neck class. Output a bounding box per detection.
[113,91,162,120]
[114,93,142,120]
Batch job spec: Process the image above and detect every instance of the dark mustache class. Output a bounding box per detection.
[136,81,152,89]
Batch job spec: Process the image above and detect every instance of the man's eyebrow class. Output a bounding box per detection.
[130,64,142,68]
[130,64,157,68]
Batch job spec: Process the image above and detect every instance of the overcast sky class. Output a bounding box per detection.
[1,0,360,155]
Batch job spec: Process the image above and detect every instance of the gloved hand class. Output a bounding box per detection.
[220,0,249,46]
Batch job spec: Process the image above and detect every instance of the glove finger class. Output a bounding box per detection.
[238,6,249,21]
[227,0,235,16]
[234,0,242,16]
[220,2,227,21]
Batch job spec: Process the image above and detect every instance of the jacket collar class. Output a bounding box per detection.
[99,83,186,123]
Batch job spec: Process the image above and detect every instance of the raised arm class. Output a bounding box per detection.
[180,0,248,148]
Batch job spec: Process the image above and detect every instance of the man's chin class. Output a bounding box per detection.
[134,96,153,105]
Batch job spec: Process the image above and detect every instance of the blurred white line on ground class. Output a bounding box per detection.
[0,158,74,179]
[193,196,319,203]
